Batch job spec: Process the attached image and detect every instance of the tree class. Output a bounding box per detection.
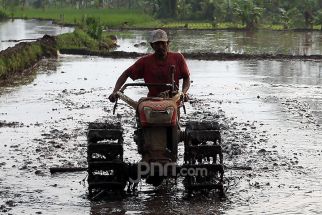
[301,0,317,29]
[177,0,192,20]
[314,9,322,30]
[234,0,263,30]
[157,0,178,18]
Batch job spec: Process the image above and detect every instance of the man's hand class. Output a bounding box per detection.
[108,70,131,103]
[108,92,118,103]
[182,93,189,102]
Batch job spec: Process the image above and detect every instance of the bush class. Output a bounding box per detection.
[287,8,305,29]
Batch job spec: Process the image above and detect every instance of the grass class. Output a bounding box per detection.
[161,21,245,29]
[56,28,115,50]
[0,43,43,79]
[0,59,5,77]
[6,7,322,30]
[56,29,98,50]
[13,7,160,28]
[0,8,8,20]
[0,28,115,79]
[0,18,117,80]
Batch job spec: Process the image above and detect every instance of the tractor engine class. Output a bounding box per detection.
[135,98,179,163]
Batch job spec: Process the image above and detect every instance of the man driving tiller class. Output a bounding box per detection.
[87,29,224,195]
[108,29,190,102]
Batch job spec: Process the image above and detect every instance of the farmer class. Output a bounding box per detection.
[108,29,190,102]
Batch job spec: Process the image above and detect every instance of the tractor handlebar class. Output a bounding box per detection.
[119,82,174,93]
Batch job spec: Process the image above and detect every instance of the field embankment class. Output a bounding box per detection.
[0,35,57,80]
[59,49,322,61]
[0,29,115,82]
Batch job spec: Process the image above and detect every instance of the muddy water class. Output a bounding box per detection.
[0,19,73,51]
[0,53,322,214]
[1,25,322,214]
[113,29,322,55]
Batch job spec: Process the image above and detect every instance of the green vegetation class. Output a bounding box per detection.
[56,29,98,50]
[56,28,114,50]
[2,0,322,30]
[0,43,43,79]
[56,16,115,50]
[12,7,159,28]
[233,0,263,30]
[162,21,244,29]
[0,15,116,80]
[0,8,8,20]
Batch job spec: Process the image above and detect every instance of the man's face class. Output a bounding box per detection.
[151,41,169,59]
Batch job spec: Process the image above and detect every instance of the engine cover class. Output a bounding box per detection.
[137,98,178,127]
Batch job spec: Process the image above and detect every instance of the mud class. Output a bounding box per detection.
[0,56,321,214]
[0,120,24,128]
[60,49,322,61]
[1,22,322,214]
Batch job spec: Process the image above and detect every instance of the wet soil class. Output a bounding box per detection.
[60,49,322,61]
[0,56,321,214]
[1,21,322,214]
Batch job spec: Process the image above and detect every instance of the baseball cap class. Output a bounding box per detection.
[149,29,168,43]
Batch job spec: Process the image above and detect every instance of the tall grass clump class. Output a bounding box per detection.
[80,16,103,40]
[57,16,116,51]
[0,43,43,79]
[56,28,99,50]
[0,58,5,77]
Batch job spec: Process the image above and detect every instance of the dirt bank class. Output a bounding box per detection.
[60,49,322,61]
[0,35,57,81]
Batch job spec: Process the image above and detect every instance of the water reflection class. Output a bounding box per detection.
[0,19,73,51]
[1,22,322,214]
[112,29,322,55]
[238,60,322,85]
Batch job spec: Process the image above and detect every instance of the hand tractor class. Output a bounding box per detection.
[87,70,224,199]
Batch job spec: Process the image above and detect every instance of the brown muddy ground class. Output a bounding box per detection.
[0,55,321,214]
[60,49,322,61]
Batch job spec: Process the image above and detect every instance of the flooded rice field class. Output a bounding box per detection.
[113,29,322,55]
[0,20,322,214]
[0,56,321,214]
[0,19,73,51]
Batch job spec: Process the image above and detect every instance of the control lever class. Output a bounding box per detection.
[180,93,187,114]
[113,98,118,115]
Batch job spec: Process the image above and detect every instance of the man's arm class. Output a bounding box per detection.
[108,70,131,102]
[177,53,190,97]
[182,76,190,94]
[182,76,190,101]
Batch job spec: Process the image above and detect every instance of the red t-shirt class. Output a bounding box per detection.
[125,52,190,96]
